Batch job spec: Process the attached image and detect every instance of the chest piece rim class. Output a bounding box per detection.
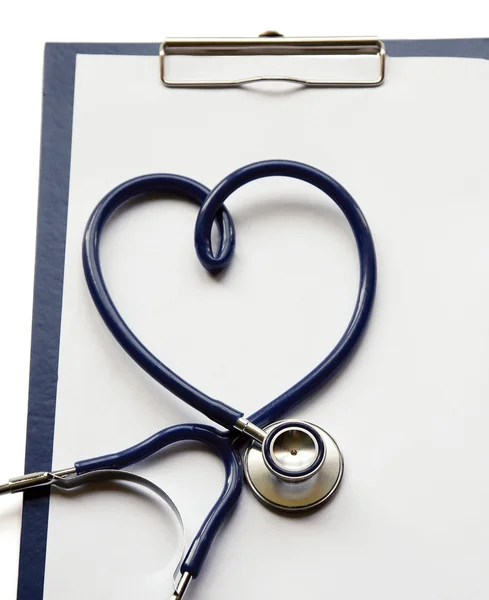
[244,419,344,512]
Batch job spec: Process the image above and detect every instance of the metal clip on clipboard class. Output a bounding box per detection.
[160,31,386,88]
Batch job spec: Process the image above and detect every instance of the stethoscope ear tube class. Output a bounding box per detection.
[74,423,243,580]
[52,469,187,591]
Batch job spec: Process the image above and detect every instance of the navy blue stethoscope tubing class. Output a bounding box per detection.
[83,160,377,432]
[75,423,242,577]
[83,174,244,428]
[80,159,377,580]
[195,160,377,429]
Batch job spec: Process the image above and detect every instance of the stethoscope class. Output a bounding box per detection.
[1,160,376,599]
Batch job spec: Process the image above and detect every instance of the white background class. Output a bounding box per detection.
[0,1,488,598]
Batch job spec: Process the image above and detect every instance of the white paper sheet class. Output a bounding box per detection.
[44,53,489,600]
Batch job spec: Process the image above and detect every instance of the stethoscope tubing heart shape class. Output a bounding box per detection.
[84,160,376,430]
[1,160,376,600]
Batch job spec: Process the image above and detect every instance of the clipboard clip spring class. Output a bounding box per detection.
[160,31,386,88]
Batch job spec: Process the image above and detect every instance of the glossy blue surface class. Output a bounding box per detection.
[76,424,242,578]
[83,174,242,430]
[81,160,377,580]
[195,160,377,429]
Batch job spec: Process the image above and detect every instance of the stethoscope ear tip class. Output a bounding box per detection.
[171,571,192,600]
[244,420,343,512]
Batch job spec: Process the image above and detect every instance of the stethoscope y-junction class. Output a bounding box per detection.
[1,160,376,599]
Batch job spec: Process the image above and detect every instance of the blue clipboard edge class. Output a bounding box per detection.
[18,39,489,600]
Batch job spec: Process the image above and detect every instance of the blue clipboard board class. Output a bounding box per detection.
[18,38,489,600]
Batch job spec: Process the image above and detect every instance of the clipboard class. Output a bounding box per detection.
[11,35,489,600]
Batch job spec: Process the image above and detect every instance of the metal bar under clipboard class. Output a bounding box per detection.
[160,31,386,88]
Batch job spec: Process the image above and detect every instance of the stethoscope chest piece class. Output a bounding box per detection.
[244,420,343,512]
